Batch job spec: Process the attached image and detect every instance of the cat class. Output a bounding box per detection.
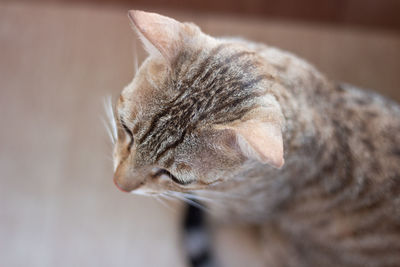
[110,10,400,267]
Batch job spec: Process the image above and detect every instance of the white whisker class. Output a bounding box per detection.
[101,117,115,144]
[162,193,179,203]
[104,153,113,162]
[195,189,244,200]
[103,96,117,144]
[167,192,209,212]
[155,195,177,213]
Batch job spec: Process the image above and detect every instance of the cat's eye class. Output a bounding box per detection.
[120,118,134,148]
[154,168,191,185]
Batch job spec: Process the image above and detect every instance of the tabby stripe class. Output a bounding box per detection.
[208,75,266,113]
[198,51,254,86]
[210,94,254,118]
[175,48,205,79]
[155,128,189,161]
[138,90,187,144]
[211,106,255,125]
[187,44,228,85]
[138,109,168,144]
[190,48,251,90]
[320,120,356,211]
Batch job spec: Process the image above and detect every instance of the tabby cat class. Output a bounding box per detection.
[110,10,400,267]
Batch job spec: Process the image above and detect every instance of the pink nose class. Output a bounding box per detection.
[113,178,129,193]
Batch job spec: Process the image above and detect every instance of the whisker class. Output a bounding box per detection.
[103,153,113,162]
[162,193,179,203]
[194,189,244,200]
[167,192,209,212]
[155,195,177,213]
[101,117,115,144]
[103,96,117,144]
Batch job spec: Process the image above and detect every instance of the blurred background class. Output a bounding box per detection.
[0,0,399,266]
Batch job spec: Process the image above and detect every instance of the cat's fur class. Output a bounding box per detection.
[112,10,400,267]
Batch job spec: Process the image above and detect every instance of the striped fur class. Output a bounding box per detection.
[111,10,400,267]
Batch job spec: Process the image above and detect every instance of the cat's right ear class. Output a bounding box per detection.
[222,120,284,169]
[128,10,191,64]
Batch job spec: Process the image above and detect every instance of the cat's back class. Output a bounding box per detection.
[328,83,400,179]
[252,41,400,266]
[301,85,400,266]
[268,72,400,267]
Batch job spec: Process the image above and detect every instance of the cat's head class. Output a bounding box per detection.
[112,10,285,195]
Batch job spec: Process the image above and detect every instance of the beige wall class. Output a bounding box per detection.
[16,0,400,31]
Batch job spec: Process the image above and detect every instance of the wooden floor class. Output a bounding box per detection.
[0,2,399,267]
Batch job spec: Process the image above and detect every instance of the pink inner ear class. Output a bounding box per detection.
[234,121,284,169]
[128,10,183,62]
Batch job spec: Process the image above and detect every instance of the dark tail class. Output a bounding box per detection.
[183,203,217,267]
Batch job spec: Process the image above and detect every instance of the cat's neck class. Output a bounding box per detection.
[206,45,341,222]
[267,49,335,167]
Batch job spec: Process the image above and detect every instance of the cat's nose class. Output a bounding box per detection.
[114,176,145,192]
[113,178,129,193]
[113,164,146,193]
[113,174,143,193]
[113,165,130,192]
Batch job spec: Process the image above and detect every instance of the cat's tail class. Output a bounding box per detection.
[183,203,217,267]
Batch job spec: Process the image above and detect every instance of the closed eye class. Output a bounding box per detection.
[155,168,192,185]
[120,117,134,149]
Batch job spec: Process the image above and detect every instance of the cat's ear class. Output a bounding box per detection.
[128,10,188,63]
[218,120,284,169]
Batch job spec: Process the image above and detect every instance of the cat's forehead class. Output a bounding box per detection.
[119,43,273,127]
[117,83,138,122]
[117,59,170,121]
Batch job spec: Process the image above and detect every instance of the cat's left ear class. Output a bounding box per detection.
[128,10,194,63]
